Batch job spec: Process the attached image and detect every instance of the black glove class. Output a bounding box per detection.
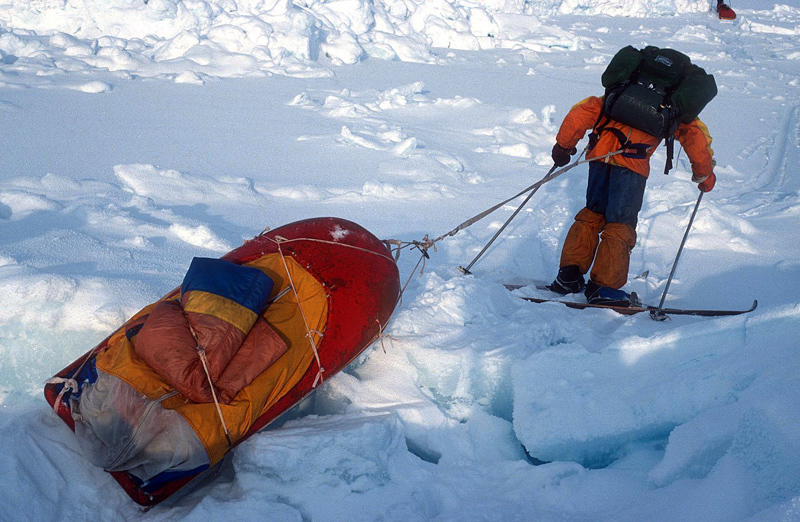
[551,144,577,167]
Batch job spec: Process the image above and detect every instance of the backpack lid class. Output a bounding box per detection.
[602,45,692,91]
[638,46,691,89]
[601,45,642,89]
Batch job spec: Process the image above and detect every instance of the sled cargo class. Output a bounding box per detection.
[44,217,401,506]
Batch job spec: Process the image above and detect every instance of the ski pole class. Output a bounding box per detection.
[459,164,558,275]
[650,190,704,321]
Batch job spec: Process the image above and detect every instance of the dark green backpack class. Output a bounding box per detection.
[597,45,717,173]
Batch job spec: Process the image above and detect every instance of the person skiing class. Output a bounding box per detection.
[548,88,716,306]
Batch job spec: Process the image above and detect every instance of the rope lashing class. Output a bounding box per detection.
[383,236,435,264]
[264,235,396,264]
[187,321,234,450]
[382,239,404,261]
[45,377,80,413]
[268,235,326,388]
[198,348,234,450]
[374,319,399,355]
[267,235,396,364]
[45,336,105,412]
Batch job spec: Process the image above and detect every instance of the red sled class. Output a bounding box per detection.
[44,217,401,506]
[717,3,736,20]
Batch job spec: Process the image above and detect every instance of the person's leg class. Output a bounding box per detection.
[559,208,606,274]
[589,223,636,289]
[603,164,646,230]
[551,162,608,294]
[587,166,646,297]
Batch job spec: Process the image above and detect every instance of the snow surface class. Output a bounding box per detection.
[1,0,800,520]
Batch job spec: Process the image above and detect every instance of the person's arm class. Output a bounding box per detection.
[555,96,604,150]
[675,118,716,191]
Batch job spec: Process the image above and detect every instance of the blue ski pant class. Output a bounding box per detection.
[559,161,647,288]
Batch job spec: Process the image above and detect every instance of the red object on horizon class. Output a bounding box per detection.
[718,3,736,20]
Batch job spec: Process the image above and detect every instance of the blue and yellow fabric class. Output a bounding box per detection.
[133,257,276,404]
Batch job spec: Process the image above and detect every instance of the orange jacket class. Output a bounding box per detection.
[556,96,715,178]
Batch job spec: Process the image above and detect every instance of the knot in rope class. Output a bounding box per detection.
[411,235,435,259]
[46,377,79,413]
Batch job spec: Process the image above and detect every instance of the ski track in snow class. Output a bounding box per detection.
[1,1,800,520]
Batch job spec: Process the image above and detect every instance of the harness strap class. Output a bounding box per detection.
[592,123,650,160]
[602,127,650,159]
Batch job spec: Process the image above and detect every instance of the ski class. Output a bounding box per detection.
[504,282,553,292]
[504,284,758,318]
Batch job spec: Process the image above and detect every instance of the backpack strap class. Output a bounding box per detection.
[587,111,607,151]
[592,84,675,171]
[664,135,675,174]
[590,75,651,161]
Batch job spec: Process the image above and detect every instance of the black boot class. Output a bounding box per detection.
[548,265,585,294]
